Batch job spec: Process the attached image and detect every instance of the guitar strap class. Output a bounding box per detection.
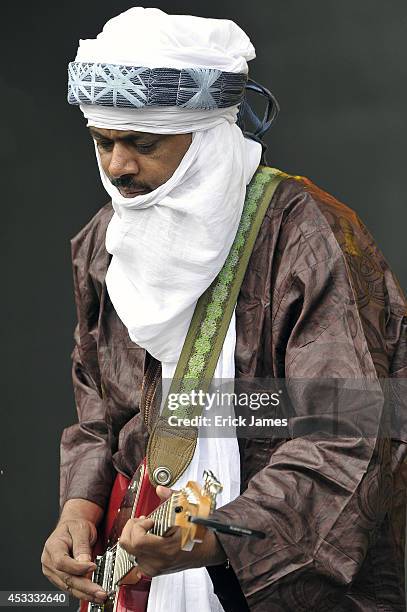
[146,166,290,487]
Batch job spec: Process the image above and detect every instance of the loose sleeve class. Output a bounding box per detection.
[59,208,117,511]
[59,326,116,511]
[211,191,395,607]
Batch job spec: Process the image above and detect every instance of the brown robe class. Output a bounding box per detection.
[60,174,407,611]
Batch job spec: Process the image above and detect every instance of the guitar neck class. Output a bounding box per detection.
[111,495,176,588]
[147,495,177,536]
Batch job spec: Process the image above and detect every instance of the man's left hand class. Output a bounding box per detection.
[118,486,226,577]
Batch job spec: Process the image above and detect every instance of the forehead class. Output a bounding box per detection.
[88,127,156,140]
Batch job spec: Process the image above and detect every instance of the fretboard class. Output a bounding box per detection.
[111,495,176,587]
[148,495,175,536]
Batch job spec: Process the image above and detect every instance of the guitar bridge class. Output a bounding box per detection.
[87,552,116,611]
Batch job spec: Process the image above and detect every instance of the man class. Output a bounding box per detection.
[41,7,407,612]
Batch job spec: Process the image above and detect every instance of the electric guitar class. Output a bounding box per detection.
[80,459,223,612]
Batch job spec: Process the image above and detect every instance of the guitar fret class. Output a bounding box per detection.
[152,504,161,536]
[166,496,173,530]
[159,503,165,536]
[149,508,157,535]
[154,505,160,536]
[154,506,160,536]
[163,499,170,533]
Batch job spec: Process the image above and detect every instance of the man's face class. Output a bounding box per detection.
[89,127,192,197]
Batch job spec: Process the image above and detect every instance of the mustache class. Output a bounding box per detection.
[110,174,151,191]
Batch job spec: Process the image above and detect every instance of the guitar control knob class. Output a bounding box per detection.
[153,466,172,486]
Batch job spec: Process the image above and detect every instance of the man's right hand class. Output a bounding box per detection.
[41,516,107,605]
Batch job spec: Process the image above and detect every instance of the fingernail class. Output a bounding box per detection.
[96,591,106,599]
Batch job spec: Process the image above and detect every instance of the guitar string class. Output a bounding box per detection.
[101,493,179,591]
[108,491,181,556]
[95,477,221,595]
[97,482,219,592]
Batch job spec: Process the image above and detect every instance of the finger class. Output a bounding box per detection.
[43,539,95,575]
[43,566,106,605]
[123,532,173,556]
[67,521,97,561]
[121,517,154,539]
[119,518,156,554]
[58,571,107,603]
[137,517,155,531]
[76,553,94,563]
[156,485,173,501]
[51,551,96,576]
[164,525,180,538]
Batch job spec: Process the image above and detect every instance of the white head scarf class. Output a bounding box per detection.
[75,7,262,365]
[74,8,261,612]
[75,6,255,71]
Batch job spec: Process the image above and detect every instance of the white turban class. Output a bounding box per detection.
[76,7,255,71]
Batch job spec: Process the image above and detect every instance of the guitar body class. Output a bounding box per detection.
[80,458,161,612]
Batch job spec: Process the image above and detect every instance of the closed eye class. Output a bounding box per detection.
[96,139,113,151]
[93,135,159,154]
[135,142,156,153]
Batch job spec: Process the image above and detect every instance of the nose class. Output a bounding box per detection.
[107,142,140,178]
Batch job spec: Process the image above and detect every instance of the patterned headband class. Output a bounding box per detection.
[67,62,248,110]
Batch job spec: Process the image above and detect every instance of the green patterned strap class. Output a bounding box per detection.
[147,166,289,486]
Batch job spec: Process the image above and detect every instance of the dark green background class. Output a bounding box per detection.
[1,1,406,608]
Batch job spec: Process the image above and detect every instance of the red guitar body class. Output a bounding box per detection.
[80,458,160,612]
